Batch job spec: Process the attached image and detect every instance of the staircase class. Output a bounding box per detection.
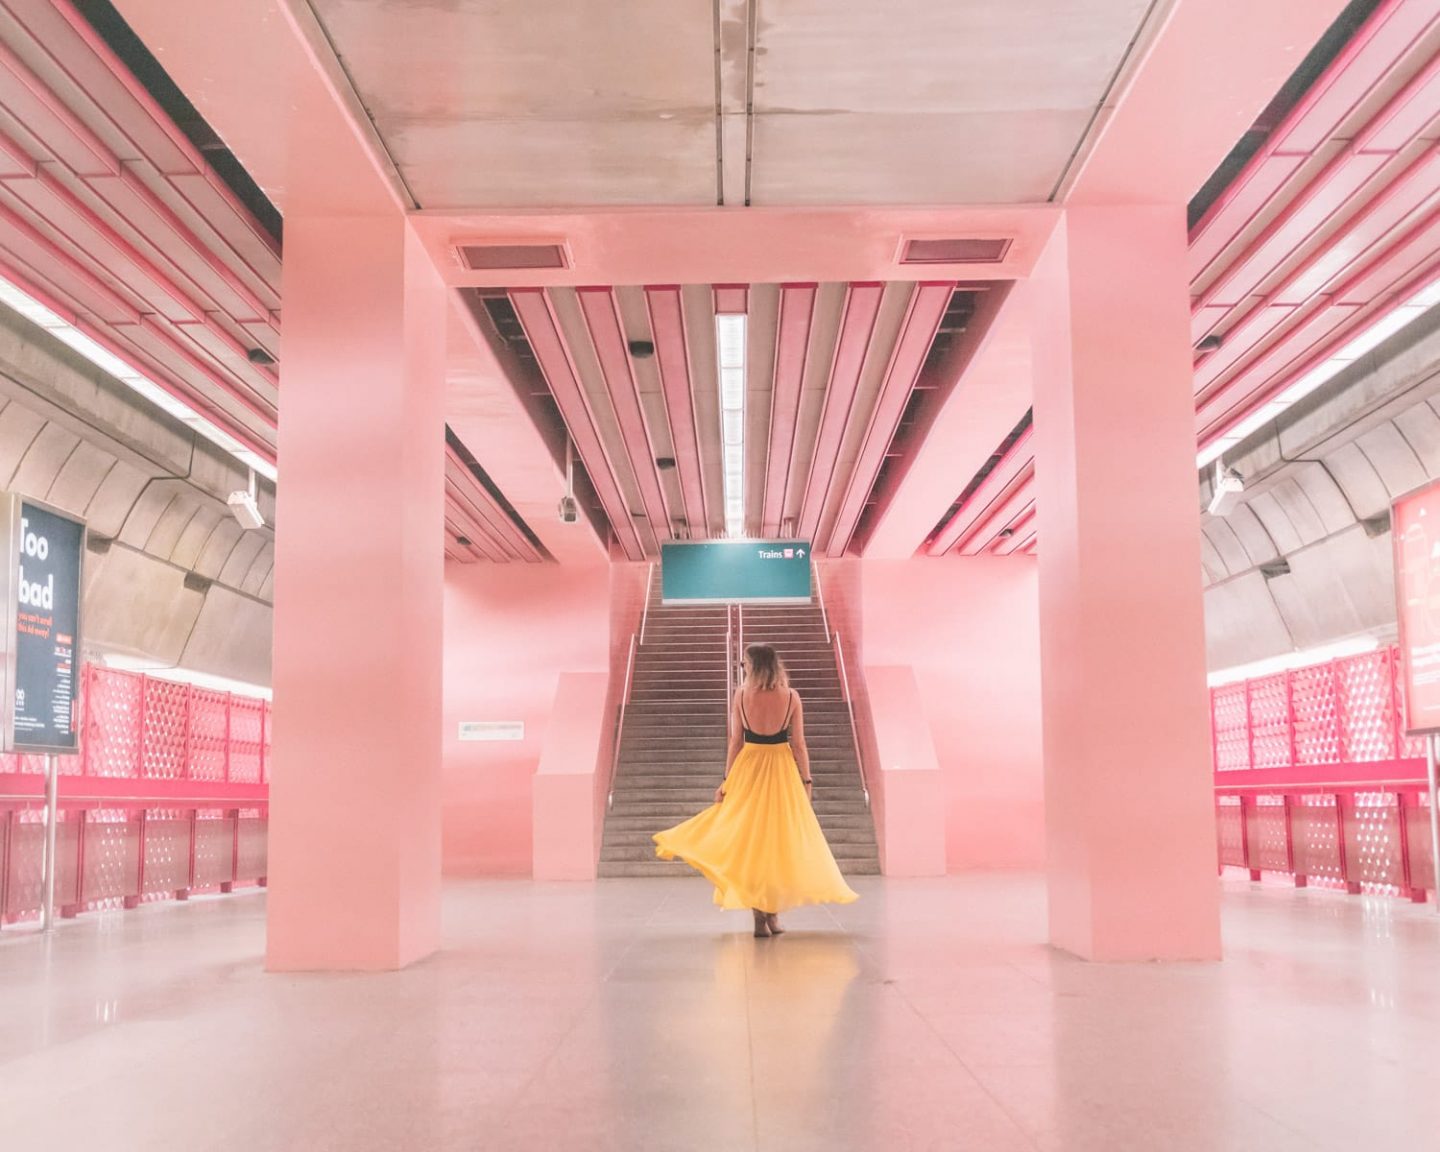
[599,580,881,878]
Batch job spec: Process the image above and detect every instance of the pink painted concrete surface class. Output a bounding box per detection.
[268,216,446,972]
[861,560,1044,872]
[1031,208,1221,962]
[442,564,612,877]
[1066,0,1350,205]
[533,672,610,880]
[862,666,946,877]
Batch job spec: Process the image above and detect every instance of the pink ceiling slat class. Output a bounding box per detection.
[575,287,671,542]
[644,285,708,537]
[443,499,509,562]
[989,508,1037,557]
[796,283,884,547]
[444,443,542,562]
[509,287,646,561]
[761,283,816,537]
[0,191,141,320]
[1189,0,1432,271]
[1194,51,1440,315]
[924,426,1035,556]
[46,0,281,258]
[713,284,749,315]
[0,28,118,177]
[1019,536,1038,556]
[1193,303,1299,394]
[958,485,1035,557]
[825,281,953,557]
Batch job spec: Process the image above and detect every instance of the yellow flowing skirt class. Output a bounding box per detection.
[653,741,860,913]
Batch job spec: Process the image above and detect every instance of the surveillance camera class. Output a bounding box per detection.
[558,495,578,524]
[227,490,265,530]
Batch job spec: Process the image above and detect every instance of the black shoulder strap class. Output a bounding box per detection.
[738,692,749,729]
[783,690,794,727]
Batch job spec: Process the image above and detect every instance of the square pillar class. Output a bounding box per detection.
[267,215,447,971]
[1031,206,1221,961]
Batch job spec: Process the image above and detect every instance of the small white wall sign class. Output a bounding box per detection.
[458,720,525,742]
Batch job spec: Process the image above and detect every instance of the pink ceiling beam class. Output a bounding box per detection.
[958,487,1035,557]
[443,498,509,563]
[444,445,542,562]
[989,508,1037,557]
[1198,249,1440,448]
[924,425,1035,556]
[825,281,954,557]
[796,283,884,547]
[643,285,708,536]
[1192,51,1440,320]
[761,283,816,537]
[575,287,671,540]
[1189,0,1431,271]
[508,287,646,561]
[1194,148,1440,399]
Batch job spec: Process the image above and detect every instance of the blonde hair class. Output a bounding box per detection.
[744,644,789,692]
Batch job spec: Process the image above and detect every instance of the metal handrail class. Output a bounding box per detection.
[815,565,830,643]
[725,608,734,708]
[831,630,870,808]
[606,632,639,811]
[639,562,655,645]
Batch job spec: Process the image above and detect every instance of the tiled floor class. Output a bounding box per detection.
[1,874,1437,1151]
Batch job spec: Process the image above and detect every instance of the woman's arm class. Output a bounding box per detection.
[716,689,745,803]
[789,691,814,799]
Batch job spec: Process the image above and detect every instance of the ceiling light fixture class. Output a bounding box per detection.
[716,310,747,538]
[1197,275,1440,469]
[0,274,277,481]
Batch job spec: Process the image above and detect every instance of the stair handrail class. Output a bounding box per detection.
[831,629,870,808]
[639,562,655,646]
[607,632,639,812]
[725,607,734,710]
[815,566,831,643]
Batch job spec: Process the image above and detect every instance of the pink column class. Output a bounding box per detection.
[267,216,447,971]
[1031,207,1221,962]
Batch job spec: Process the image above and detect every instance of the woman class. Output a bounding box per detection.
[654,642,859,936]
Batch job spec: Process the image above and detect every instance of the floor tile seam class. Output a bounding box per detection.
[741,933,762,1152]
[884,977,1045,1152]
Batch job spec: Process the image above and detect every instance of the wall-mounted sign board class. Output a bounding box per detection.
[0,496,84,754]
[459,721,525,742]
[661,540,812,605]
[1395,480,1440,734]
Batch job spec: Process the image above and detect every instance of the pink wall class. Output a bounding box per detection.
[841,558,1044,872]
[442,563,611,875]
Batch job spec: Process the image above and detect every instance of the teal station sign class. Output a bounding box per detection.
[660,540,813,605]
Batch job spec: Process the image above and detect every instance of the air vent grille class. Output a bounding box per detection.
[901,238,1011,265]
[457,243,568,271]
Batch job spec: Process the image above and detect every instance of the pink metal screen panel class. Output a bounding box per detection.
[82,810,139,908]
[236,813,267,881]
[1291,795,1346,886]
[1212,684,1250,771]
[193,813,234,889]
[1335,650,1396,761]
[1251,796,1291,871]
[142,677,189,778]
[141,816,191,895]
[1345,792,1405,891]
[228,698,264,783]
[1290,663,1342,765]
[188,688,229,780]
[82,666,143,777]
[1216,797,1245,867]
[1248,674,1291,768]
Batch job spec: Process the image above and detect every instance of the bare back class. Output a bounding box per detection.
[737,685,794,736]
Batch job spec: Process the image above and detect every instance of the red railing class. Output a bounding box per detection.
[1211,644,1434,901]
[0,664,270,927]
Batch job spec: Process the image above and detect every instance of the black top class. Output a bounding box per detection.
[740,690,794,745]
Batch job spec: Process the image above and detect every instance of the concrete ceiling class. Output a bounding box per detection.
[308,0,1153,207]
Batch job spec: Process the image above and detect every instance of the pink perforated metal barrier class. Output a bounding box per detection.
[0,665,270,928]
[1212,645,1433,902]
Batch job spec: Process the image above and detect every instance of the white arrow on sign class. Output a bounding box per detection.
[797,549,806,557]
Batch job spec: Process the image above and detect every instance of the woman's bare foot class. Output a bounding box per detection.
[753,909,772,938]
[766,913,785,936]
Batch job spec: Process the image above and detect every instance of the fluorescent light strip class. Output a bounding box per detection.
[1207,635,1383,687]
[716,313,746,537]
[1198,274,1440,470]
[0,275,277,481]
